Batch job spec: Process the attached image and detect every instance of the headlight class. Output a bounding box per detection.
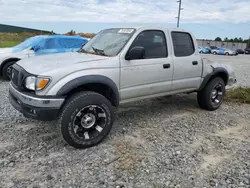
[25,76,36,90]
[25,76,50,91]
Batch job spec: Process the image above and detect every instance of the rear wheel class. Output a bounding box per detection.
[225,52,229,56]
[213,51,217,55]
[197,77,225,111]
[2,61,16,81]
[60,91,114,149]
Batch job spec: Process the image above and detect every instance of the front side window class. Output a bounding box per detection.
[58,38,85,49]
[129,30,168,59]
[81,28,135,57]
[43,38,57,49]
[171,32,195,57]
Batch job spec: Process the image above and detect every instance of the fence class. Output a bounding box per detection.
[197,39,247,50]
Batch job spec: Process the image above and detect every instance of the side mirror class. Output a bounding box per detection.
[125,46,145,60]
[31,46,40,52]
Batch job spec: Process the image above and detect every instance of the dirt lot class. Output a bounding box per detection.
[0,54,250,188]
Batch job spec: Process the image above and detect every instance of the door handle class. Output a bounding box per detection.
[192,61,198,65]
[163,64,170,69]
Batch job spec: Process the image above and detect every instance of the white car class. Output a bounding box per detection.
[211,48,237,56]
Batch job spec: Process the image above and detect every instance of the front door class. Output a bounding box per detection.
[119,30,174,102]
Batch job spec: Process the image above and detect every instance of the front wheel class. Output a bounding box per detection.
[60,91,114,149]
[197,77,226,111]
[2,61,16,80]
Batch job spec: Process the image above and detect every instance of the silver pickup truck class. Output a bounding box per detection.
[9,26,236,149]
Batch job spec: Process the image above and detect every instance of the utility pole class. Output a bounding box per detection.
[176,0,183,28]
[248,36,250,48]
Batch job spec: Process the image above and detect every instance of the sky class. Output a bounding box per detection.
[0,0,250,40]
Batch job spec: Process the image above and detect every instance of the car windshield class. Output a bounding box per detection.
[12,36,43,52]
[80,28,135,57]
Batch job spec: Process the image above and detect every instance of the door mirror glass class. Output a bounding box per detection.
[31,46,40,52]
[126,46,145,60]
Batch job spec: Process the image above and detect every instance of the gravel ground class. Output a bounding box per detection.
[0,55,250,188]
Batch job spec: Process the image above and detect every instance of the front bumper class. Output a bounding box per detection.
[228,76,237,86]
[9,83,65,121]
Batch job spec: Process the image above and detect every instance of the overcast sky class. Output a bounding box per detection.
[1,0,250,39]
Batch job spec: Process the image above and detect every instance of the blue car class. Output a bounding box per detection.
[198,46,209,54]
[12,35,88,55]
[0,35,88,80]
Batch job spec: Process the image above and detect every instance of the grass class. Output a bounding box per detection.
[0,41,20,48]
[225,87,250,104]
[0,32,37,48]
[0,32,95,48]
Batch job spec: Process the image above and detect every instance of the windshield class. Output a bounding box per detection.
[81,28,135,56]
[12,36,43,52]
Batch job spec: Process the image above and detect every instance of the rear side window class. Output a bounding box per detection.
[171,32,195,57]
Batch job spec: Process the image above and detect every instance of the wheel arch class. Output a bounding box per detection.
[198,67,229,91]
[0,58,20,76]
[57,75,120,107]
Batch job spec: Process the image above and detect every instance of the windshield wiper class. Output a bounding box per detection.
[92,46,107,56]
[78,48,88,53]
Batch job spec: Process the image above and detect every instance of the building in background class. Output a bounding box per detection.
[0,24,53,34]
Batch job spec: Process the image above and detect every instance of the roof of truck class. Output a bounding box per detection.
[110,25,186,32]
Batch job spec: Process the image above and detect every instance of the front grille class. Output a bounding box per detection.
[10,64,34,92]
[11,68,19,87]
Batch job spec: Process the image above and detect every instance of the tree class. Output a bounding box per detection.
[215,37,222,41]
[238,37,243,42]
[66,30,76,36]
[234,37,239,42]
[224,37,229,42]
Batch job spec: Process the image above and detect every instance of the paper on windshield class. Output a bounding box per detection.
[118,29,134,34]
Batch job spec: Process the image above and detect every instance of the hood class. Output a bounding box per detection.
[0,48,12,54]
[17,52,108,74]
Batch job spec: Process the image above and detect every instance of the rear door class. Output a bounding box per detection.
[171,31,202,91]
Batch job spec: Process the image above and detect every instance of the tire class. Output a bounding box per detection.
[2,61,16,81]
[213,51,217,55]
[225,52,229,56]
[197,77,225,111]
[60,91,114,149]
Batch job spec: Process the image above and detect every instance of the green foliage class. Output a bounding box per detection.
[0,32,45,48]
[225,87,250,104]
[215,37,222,41]
[0,41,19,48]
[223,37,247,43]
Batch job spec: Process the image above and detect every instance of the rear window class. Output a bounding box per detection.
[171,32,195,57]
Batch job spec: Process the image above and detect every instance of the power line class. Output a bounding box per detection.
[176,0,183,28]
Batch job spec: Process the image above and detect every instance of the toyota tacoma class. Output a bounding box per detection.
[9,26,237,148]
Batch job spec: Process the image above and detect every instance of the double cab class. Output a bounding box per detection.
[9,26,236,148]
